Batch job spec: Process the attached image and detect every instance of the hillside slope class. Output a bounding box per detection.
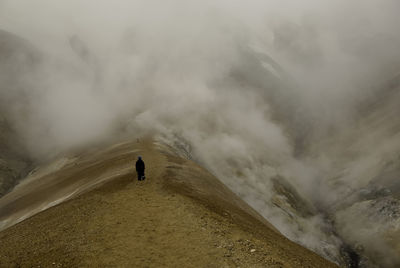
[0,138,337,267]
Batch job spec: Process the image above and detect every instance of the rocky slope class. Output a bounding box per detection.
[317,73,400,267]
[0,29,39,197]
[0,116,30,197]
[0,138,336,267]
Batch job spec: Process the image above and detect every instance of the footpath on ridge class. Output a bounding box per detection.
[0,138,337,267]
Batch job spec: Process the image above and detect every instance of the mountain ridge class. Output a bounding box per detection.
[0,137,337,267]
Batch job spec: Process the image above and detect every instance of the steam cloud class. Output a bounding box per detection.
[1,0,400,266]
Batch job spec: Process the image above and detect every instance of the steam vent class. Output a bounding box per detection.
[1,1,400,267]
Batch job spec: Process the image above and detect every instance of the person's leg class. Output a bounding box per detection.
[137,171,141,181]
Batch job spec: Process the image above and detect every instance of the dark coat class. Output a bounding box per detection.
[135,159,145,172]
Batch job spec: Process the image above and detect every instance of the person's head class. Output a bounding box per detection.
[138,156,142,160]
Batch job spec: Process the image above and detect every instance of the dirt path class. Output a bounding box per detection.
[0,138,337,267]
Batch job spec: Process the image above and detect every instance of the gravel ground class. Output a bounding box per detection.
[0,138,337,267]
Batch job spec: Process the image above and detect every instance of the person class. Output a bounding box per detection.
[135,156,145,181]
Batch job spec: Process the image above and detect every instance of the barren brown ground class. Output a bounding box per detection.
[0,138,337,267]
